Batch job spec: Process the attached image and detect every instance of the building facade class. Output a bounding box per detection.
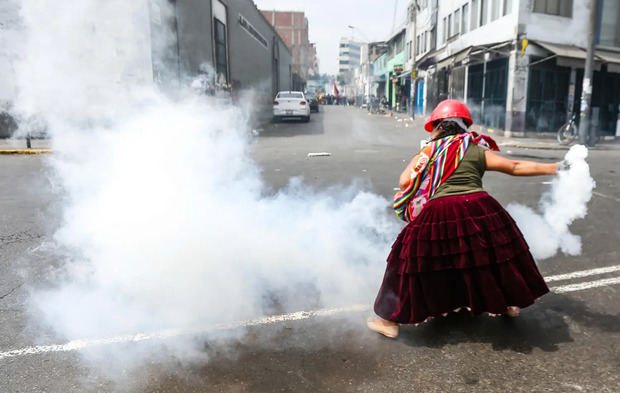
[0,0,20,136]
[338,38,363,75]
[407,0,620,136]
[167,0,293,102]
[260,10,317,90]
[0,0,293,136]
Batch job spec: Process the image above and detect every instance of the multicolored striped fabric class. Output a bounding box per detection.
[394,132,499,223]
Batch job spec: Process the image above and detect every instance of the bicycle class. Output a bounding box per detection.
[557,113,600,146]
[557,114,578,145]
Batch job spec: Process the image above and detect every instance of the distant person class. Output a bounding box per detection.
[367,99,562,338]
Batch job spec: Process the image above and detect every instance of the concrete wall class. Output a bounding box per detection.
[519,0,590,48]
[278,40,292,93]
[0,1,20,105]
[176,0,214,76]
[436,0,519,60]
[226,0,291,95]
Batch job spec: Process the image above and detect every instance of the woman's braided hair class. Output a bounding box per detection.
[431,120,467,141]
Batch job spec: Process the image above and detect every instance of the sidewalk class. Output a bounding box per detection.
[2,114,619,153]
[386,111,620,151]
[483,129,620,151]
[0,138,52,154]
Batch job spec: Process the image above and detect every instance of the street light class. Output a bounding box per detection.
[347,25,354,41]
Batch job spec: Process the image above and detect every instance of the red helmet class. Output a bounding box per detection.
[424,99,473,132]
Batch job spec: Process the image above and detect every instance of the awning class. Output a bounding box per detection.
[534,41,620,72]
[596,49,620,73]
[416,48,445,70]
[535,41,587,60]
[398,71,412,79]
[436,47,473,70]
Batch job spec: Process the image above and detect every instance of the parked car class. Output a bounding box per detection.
[305,92,319,113]
[272,91,310,122]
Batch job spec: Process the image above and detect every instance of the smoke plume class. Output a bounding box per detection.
[507,145,596,260]
[13,0,398,376]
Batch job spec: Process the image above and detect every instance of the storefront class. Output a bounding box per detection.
[525,42,620,136]
[466,57,509,129]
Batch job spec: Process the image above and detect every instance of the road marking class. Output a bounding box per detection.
[0,305,370,360]
[593,191,620,203]
[544,264,620,282]
[0,149,53,155]
[550,276,620,294]
[2,269,620,360]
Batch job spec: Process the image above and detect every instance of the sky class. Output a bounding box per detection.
[253,0,409,75]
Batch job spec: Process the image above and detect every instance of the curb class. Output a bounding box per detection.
[500,143,620,151]
[0,149,53,155]
[499,143,569,151]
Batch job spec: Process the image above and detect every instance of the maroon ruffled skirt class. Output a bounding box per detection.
[374,191,549,324]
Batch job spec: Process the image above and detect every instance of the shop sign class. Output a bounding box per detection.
[239,14,268,50]
[393,64,404,72]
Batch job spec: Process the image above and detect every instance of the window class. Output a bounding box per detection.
[462,3,470,33]
[480,0,488,26]
[599,0,620,47]
[471,0,479,30]
[214,18,228,83]
[416,35,420,55]
[454,9,461,35]
[420,33,423,53]
[443,17,447,43]
[491,0,500,21]
[423,31,427,52]
[533,0,573,17]
[339,60,349,65]
[503,0,512,15]
[448,13,452,37]
[430,26,436,50]
[277,92,304,98]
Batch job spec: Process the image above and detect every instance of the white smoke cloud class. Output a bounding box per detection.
[507,145,596,260]
[13,0,596,383]
[14,0,398,377]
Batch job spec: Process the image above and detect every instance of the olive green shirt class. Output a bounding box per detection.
[431,143,486,200]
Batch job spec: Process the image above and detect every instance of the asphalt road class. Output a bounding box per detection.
[1,105,619,392]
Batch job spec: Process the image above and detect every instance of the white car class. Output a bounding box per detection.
[273,91,310,122]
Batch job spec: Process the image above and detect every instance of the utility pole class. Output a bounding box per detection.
[578,0,598,145]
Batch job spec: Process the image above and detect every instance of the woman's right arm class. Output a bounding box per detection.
[399,154,421,190]
[485,150,558,176]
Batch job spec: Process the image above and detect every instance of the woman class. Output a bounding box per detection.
[368,99,560,339]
